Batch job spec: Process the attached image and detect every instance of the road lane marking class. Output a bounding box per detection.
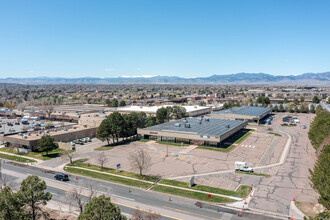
[163,206,219,220]
[46,184,182,220]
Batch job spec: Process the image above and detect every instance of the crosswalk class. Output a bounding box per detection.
[241,144,255,148]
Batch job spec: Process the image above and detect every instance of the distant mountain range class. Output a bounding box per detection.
[0,72,329,85]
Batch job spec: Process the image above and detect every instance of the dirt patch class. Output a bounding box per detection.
[295,201,325,218]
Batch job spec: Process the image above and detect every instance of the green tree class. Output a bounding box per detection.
[294,106,300,113]
[199,101,206,106]
[96,118,112,145]
[78,195,126,220]
[170,106,187,120]
[0,186,27,220]
[312,96,320,104]
[156,107,168,124]
[145,116,157,127]
[37,135,58,155]
[17,175,52,220]
[273,105,278,112]
[111,98,119,107]
[308,109,330,150]
[119,100,126,107]
[309,145,330,209]
[300,96,305,103]
[105,99,111,107]
[279,104,284,112]
[223,103,229,109]
[108,112,126,142]
[310,104,316,114]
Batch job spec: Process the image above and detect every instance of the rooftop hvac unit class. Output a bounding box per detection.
[184,123,191,128]
[183,119,188,123]
[23,136,27,139]
[205,118,210,121]
[175,123,181,127]
[225,124,230,128]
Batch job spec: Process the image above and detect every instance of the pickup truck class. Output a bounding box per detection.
[235,162,254,173]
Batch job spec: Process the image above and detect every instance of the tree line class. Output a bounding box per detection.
[97,106,188,144]
[307,106,330,219]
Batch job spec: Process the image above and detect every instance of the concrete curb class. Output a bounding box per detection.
[289,201,305,220]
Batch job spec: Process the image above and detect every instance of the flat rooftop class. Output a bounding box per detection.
[112,105,211,113]
[213,106,271,116]
[143,117,246,137]
[7,124,94,141]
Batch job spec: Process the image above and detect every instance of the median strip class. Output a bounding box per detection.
[64,162,245,203]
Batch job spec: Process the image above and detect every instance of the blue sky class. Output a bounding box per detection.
[0,0,329,78]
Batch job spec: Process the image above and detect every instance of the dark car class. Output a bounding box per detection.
[54,173,69,181]
[281,123,288,126]
[22,121,29,125]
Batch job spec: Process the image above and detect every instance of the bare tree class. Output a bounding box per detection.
[66,182,97,213]
[42,100,55,119]
[129,149,152,178]
[62,148,75,164]
[97,153,108,169]
[131,207,161,220]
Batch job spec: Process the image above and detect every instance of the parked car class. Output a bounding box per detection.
[302,125,306,129]
[7,122,13,126]
[22,120,29,125]
[281,123,288,126]
[54,173,69,181]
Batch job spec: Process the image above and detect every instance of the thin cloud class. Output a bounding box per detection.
[104,68,114,71]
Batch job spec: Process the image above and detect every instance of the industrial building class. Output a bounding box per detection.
[109,105,212,117]
[211,106,272,123]
[3,125,97,150]
[137,117,247,147]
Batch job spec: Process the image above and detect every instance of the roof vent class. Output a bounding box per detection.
[205,118,209,122]
[184,123,191,128]
[183,119,188,123]
[175,123,181,127]
[225,124,230,128]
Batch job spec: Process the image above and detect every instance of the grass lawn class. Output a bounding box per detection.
[156,141,190,147]
[67,160,159,182]
[197,144,235,152]
[235,171,271,177]
[63,167,151,188]
[159,179,250,198]
[151,185,235,203]
[0,153,36,163]
[137,139,150,142]
[268,132,282,136]
[233,132,252,144]
[0,147,67,161]
[94,146,115,151]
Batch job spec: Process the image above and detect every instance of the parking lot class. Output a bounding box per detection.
[85,120,287,190]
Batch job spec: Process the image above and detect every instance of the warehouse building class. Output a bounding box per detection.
[211,106,272,124]
[108,105,212,117]
[3,125,97,151]
[137,117,247,147]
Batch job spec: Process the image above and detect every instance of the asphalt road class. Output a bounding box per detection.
[1,162,283,220]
